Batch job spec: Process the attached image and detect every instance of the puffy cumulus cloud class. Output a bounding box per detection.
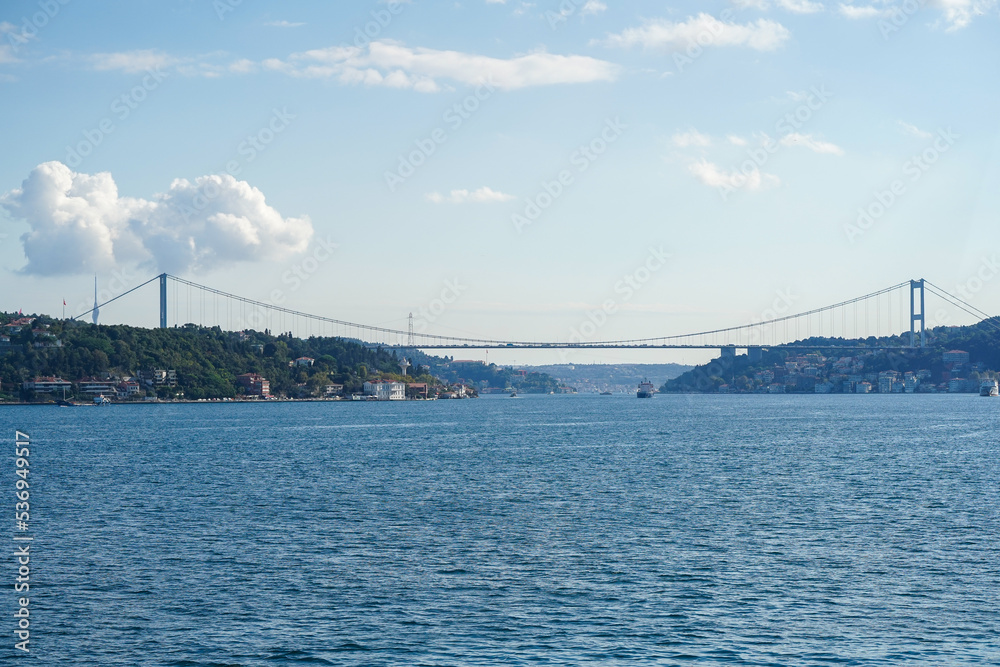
[1,162,313,276]
[598,13,791,52]
[263,40,619,91]
[425,187,515,204]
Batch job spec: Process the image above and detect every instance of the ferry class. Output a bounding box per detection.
[637,379,655,399]
[979,380,998,397]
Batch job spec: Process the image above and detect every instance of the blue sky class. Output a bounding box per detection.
[1,0,997,365]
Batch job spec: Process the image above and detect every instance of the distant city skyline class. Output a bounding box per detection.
[1,0,998,365]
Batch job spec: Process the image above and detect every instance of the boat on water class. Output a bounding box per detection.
[509,391,518,398]
[600,391,613,396]
[980,380,998,397]
[637,379,655,399]
[93,394,111,405]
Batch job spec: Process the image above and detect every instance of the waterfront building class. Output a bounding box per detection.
[23,376,73,393]
[236,373,271,397]
[78,377,117,395]
[363,380,405,401]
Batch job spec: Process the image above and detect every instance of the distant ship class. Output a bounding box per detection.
[980,380,998,397]
[637,379,655,399]
[600,391,613,396]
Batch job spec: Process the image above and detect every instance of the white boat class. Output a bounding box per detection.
[979,380,998,397]
[637,379,655,398]
[93,394,111,405]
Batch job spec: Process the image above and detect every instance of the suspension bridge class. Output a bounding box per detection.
[71,275,999,355]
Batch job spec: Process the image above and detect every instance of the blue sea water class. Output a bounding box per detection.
[2,394,999,665]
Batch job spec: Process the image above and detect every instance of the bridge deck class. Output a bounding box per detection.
[377,344,914,351]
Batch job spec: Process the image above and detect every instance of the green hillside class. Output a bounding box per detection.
[661,321,1000,394]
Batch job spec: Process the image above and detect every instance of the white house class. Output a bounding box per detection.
[363,380,405,401]
[23,376,72,393]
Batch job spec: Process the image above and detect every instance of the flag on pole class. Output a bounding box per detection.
[63,299,67,306]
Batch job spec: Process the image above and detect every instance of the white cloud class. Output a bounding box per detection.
[836,0,995,27]
[897,120,933,139]
[672,129,713,147]
[228,58,256,74]
[0,45,18,65]
[89,49,176,73]
[727,134,748,146]
[687,159,780,191]
[264,40,619,91]
[1,162,313,275]
[0,22,32,57]
[581,1,608,16]
[928,0,997,30]
[779,132,844,154]
[599,13,791,52]
[777,0,825,12]
[425,187,515,204]
[729,0,824,10]
[838,3,881,18]
[265,20,305,27]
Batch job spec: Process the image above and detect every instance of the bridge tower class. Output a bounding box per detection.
[159,273,168,328]
[909,278,925,348]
